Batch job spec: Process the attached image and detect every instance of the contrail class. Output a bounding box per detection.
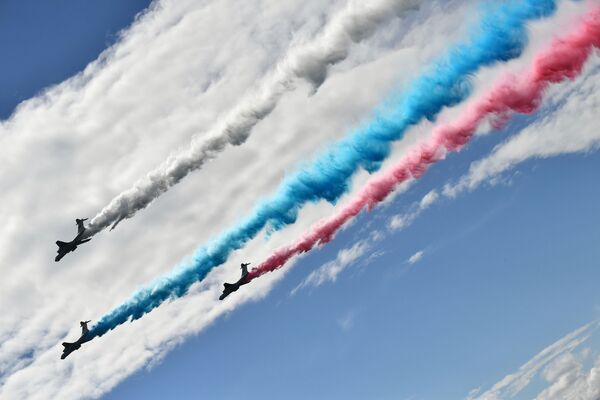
[86,0,421,235]
[89,0,557,338]
[247,4,600,283]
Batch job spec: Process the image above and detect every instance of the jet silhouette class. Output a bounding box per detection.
[219,263,251,300]
[55,218,91,262]
[61,320,92,359]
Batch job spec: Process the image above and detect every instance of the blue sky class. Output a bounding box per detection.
[104,120,600,399]
[0,0,150,119]
[1,1,599,399]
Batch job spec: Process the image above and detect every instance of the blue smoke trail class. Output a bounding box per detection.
[91,0,557,337]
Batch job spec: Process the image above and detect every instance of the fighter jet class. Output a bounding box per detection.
[219,263,251,300]
[61,320,92,359]
[55,218,91,262]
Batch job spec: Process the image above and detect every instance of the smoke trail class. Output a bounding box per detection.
[89,0,557,338]
[86,0,421,235]
[248,4,600,282]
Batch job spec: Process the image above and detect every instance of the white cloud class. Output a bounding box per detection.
[389,189,440,231]
[407,250,424,264]
[87,0,424,234]
[388,55,600,242]
[0,0,589,398]
[389,214,408,230]
[291,240,371,294]
[445,55,600,198]
[536,352,600,400]
[0,0,482,398]
[419,190,439,209]
[469,322,598,400]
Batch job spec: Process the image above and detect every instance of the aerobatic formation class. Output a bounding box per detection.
[51,0,600,369]
[85,0,561,341]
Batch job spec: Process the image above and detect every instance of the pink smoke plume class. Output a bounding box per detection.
[247,6,600,282]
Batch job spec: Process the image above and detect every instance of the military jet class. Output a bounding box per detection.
[55,218,91,262]
[219,263,251,300]
[61,320,92,359]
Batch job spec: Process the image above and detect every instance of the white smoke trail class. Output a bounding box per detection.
[87,0,420,234]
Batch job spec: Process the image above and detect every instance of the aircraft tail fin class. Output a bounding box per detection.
[56,240,69,248]
[76,218,88,234]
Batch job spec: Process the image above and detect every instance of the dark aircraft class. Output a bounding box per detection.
[61,320,92,360]
[219,263,251,300]
[55,218,91,262]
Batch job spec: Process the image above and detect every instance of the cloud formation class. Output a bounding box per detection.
[444,60,600,197]
[247,1,597,290]
[389,56,600,239]
[389,189,439,231]
[88,0,559,341]
[87,0,421,235]
[1,1,476,397]
[3,1,596,398]
[469,321,599,400]
[407,250,424,264]
[291,239,372,294]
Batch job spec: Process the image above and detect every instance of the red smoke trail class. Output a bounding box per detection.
[247,6,600,281]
